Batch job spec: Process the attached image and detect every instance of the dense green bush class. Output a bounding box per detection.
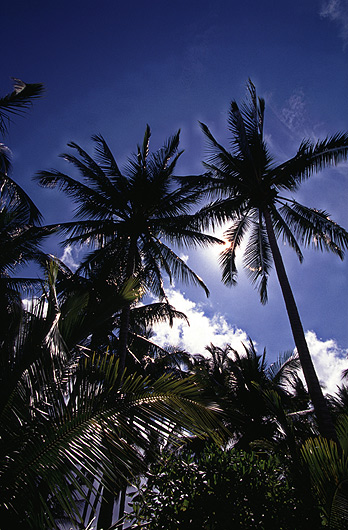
[131,444,319,529]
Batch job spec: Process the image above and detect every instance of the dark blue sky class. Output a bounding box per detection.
[2,0,348,376]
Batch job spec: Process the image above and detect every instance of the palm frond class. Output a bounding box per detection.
[219,214,251,286]
[60,150,118,205]
[193,196,249,232]
[0,79,44,136]
[130,302,189,329]
[266,352,301,388]
[271,203,304,262]
[279,200,348,258]
[240,79,264,144]
[301,436,348,526]
[91,133,122,177]
[146,237,210,296]
[0,144,11,173]
[0,351,222,527]
[200,121,234,161]
[0,171,43,224]
[157,220,224,249]
[243,215,272,304]
[149,128,181,174]
[227,99,252,158]
[137,124,151,169]
[271,133,348,191]
[0,209,54,275]
[35,170,114,219]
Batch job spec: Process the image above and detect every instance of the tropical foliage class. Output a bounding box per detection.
[0,78,52,340]
[0,262,222,530]
[192,341,313,450]
[131,444,318,529]
[1,77,348,529]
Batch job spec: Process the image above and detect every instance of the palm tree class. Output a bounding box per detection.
[0,78,44,224]
[48,254,189,369]
[193,341,308,450]
[36,126,221,375]
[0,261,222,529]
[187,80,348,442]
[0,78,49,329]
[0,201,52,360]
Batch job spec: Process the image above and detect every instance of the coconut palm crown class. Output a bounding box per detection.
[187,80,348,443]
[36,126,222,372]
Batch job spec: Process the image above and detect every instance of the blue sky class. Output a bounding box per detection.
[2,0,348,387]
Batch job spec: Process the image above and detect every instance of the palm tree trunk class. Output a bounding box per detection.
[98,240,138,530]
[118,303,131,375]
[263,207,338,444]
[118,238,137,375]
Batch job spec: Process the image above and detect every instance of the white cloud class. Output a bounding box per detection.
[268,88,320,155]
[280,89,306,132]
[320,0,348,46]
[151,288,249,355]
[60,245,80,271]
[276,89,320,142]
[22,297,48,316]
[305,330,348,395]
[321,0,343,18]
[150,291,348,396]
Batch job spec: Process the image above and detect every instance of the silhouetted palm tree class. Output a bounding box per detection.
[193,341,306,449]
[0,261,221,529]
[44,254,190,373]
[36,126,221,375]
[187,80,348,442]
[0,78,49,342]
[0,78,44,224]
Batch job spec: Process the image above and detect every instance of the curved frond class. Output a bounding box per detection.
[60,148,118,204]
[130,302,189,329]
[243,214,272,304]
[145,237,210,297]
[271,203,303,262]
[91,133,122,177]
[279,200,348,258]
[193,196,249,232]
[137,124,151,169]
[266,352,301,388]
[301,436,348,525]
[35,170,115,220]
[271,133,348,191]
[0,79,44,136]
[0,209,54,275]
[148,129,181,175]
[0,171,43,225]
[219,214,251,286]
[0,351,222,527]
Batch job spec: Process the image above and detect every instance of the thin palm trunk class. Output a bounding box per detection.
[118,303,131,376]
[118,238,137,375]
[263,207,338,443]
[98,240,137,530]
